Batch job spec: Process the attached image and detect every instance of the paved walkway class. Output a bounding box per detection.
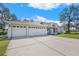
[6,36,79,56]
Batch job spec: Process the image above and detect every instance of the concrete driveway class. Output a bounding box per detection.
[6,36,79,56]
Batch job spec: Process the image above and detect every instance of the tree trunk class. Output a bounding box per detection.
[67,20,71,33]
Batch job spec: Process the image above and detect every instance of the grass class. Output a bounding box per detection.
[52,33,79,39]
[0,39,10,56]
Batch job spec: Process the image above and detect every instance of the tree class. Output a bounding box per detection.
[60,4,79,33]
[10,14,17,21]
[0,4,6,30]
[23,19,27,21]
[0,3,17,32]
[73,4,79,32]
[2,7,11,21]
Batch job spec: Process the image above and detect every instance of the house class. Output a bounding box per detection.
[40,22,60,34]
[5,21,48,39]
[4,21,60,39]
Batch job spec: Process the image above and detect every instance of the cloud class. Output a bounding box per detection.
[28,3,60,10]
[65,3,72,5]
[33,15,48,22]
[31,15,61,25]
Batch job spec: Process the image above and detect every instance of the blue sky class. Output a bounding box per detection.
[3,3,69,24]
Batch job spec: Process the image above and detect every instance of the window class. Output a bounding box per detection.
[35,27,37,29]
[37,27,39,29]
[29,26,31,28]
[32,27,34,28]
[42,27,43,29]
[20,26,23,28]
[17,26,19,28]
[13,26,16,28]
[40,27,42,29]
[24,26,26,28]
[33,27,35,28]
[43,27,45,29]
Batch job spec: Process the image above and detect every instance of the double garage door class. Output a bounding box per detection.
[7,27,47,39]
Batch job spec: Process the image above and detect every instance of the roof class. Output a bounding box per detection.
[4,21,48,27]
[40,22,59,28]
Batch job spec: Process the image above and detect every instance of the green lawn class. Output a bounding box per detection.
[52,33,79,39]
[0,39,10,56]
[0,29,3,32]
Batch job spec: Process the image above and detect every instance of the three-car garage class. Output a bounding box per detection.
[6,21,47,39]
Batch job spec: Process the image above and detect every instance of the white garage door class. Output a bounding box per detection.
[7,26,47,39]
[8,27,27,38]
[28,28,47,36]
[12,28,26,37]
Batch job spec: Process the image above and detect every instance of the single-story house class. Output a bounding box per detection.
[5,21,48,39]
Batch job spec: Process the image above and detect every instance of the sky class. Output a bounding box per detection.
[3,3,70,25]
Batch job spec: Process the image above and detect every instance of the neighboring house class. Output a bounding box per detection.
[60,22,79,33]
[76,22,79,32]
[4,21,60,39]
[59,25,66,33]
[40,22,60,34]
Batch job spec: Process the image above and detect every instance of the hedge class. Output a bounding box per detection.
[0,32,7,35]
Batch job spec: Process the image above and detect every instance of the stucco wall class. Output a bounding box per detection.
[7,27,12,38]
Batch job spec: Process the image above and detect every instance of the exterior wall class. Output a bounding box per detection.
[47,28,53,34]
[59,26,66,33]
[50,29,54,34]
[47,28,60,34]
[7,27,12,39]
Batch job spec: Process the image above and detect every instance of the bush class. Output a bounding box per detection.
[0,32,7,35]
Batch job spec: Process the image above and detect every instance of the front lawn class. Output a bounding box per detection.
[52,33,79,39]
[0,39,10,56]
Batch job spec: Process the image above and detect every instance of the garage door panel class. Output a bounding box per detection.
[12,28,26,37]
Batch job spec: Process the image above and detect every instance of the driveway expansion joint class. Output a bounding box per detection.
[35,39,66,56]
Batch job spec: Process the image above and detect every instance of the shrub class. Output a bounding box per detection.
[0,32,7,35]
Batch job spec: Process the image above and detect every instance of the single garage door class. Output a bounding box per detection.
[8,26,27,39]
[12,28,26,37]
